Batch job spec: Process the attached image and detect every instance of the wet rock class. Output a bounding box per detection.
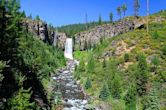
[52,60,89,109]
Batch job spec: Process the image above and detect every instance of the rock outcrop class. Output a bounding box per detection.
[74,19,135,50]
[22,18,67,49]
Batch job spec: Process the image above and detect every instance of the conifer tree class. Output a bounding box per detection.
[84,77,92,89]
[151,56,159,73]
[98,15,102,25]
[124,83,136,105]
[87,54,95,74]
[99,82,110,100]
[0,0,23,62]
[134,0,140,17]
[109,12,113,23]
[136,53,148,96]
[143,83,160,110]
[117,6,122,20]
[8,88,34,110]
[122,4,127,17]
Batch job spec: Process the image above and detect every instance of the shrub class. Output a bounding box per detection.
[124,83,136,104]
[136,53,148,96]
[99,82,110,100]
[8,88,34,110]
[151,31,159,39]
[124,53,130,62]
[151,56,160,73]
[84,77,92,89]
[143,83,160,110]
[162,45,166,55]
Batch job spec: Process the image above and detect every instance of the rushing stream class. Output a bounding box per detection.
[53,60,89,110]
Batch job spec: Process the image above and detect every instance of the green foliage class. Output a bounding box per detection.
[74,66,81,80]
[84,77,92,89]
[143,83,160,110]
[134,0,140,17]
[124,53,130,62]
[106,60,122,99]
[35,15,40,21]
[121,4,127,17]
[117,6,122,19]
[151,56,159,73]
[57,22,100,37]
[162,45,166,55]
[87,54,95,73]
[98,15,102,25]
[136,53,148,96]
[78,60,85,72]
[151,31,159,39]
[109,12,113,23]
[0,61,6,84]
[19,35,65,80]
[8,88,34,110]
[99,82,110,100]
[102,58,107,68]
[124,83,136,105]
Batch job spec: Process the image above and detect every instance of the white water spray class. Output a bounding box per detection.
[64,38,73,59]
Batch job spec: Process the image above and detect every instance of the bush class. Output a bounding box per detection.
[136,53,148,96]
[124,83,136,104]
[151,31,159,39]
[162,45,166,55]
[84,77,92,89]
[8,88,34,110]
[124,53,130,62]
[143,83,160,110]
[99,82,110,100]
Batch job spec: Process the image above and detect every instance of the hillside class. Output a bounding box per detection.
[74,11,166,110]
[0,1,65,110]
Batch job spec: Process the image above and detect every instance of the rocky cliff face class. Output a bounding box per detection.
[22,18,67,49]
[74,19,135,50]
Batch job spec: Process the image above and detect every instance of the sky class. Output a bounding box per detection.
[20,0,166,27]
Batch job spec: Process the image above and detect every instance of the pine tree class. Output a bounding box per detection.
[106,60,122,99]
[99,82,110,100]
[117,6,122,20]
[8,88,34,110]
[134,0,140,17]
[98,15,102,25]
[143,83,160,110]
[124,83,136,105]
[151,56,159,73]
[87,54,95,74]
[109,12,113,23]
[36,15,40,36]
[122,4,127,17]
[0,0,23,62]
[124,53,130,62]
[136,53,148,96]
[84,77,92,89]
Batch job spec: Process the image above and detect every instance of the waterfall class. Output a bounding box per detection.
[64,38,73,59]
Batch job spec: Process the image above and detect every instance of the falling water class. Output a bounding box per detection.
[64,38,73,60]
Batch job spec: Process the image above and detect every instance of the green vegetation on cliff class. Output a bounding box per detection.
[74,11,166,110]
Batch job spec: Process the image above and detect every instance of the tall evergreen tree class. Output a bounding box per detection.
[136,53,148,96]
[87,54,95,74]
[99,82,110,100]
[0,0,23,62]
[122,4,127,17]
[134,0,140,17]
[98,15,102,25]
[143,83,160,110]
[109,12,113,23]
[117,6,122,20]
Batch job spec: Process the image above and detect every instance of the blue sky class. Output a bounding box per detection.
[21,0,166,27]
